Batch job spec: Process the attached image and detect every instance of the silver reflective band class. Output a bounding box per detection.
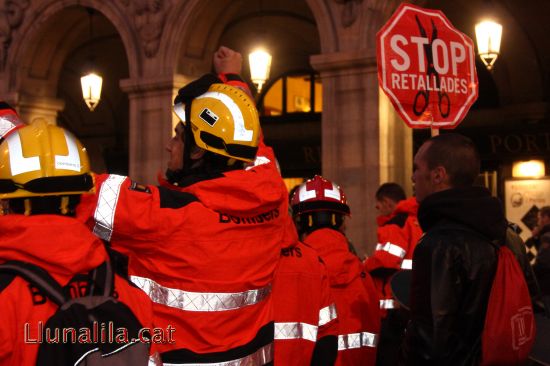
[130,275,271,312]
[375,242,406,259]
[380,299,396,309]
[163,343,273,366]
[318,303,337,326]
[338,332,378,350]
[274,322,317,342]
[401,259,413,270]
[93,174,127,241]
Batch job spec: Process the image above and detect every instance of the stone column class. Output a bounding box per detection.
[120,74,189,184]
[7,94,65,125]
[379,90,414,196]
[311,50,380,258]
[310,54,415,257]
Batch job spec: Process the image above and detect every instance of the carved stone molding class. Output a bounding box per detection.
[334,0,363,28]
[119,0,168,58]
[0,0,30,69]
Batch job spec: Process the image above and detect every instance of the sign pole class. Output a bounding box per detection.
[431,127,439,137]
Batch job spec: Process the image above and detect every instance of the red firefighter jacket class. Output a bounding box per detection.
[272,237,339,365]
[0,215,155,366]
[78,142,294,363]
[303,228,381,366]
[364,197,423,312]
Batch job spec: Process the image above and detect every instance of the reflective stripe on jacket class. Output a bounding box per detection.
[303,228,381,366]
[364,197,422,314]
[79,142,294,363]
[272,240,339,365]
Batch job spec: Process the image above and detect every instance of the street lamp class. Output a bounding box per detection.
[81,72,103,111]
[81,8,103,111]
[248,48,272,92]
[475,19,502,70]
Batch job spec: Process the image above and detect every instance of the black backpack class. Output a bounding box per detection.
[0,260,151,366]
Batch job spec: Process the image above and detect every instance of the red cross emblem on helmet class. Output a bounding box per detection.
[291,175,350,216]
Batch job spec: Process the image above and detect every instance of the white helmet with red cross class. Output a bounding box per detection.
[290,175,350,216]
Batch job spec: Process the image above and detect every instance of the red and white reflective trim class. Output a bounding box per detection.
[380,299,396,309]
[318,303,337,326]
[375,242,407,259]
[93,174,127,241]
[130,275,271,312]
[401,259,413,270]
[274,322,317,342]
[337,331,378,350]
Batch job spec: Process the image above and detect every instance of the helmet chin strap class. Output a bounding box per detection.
[182,105,195,177]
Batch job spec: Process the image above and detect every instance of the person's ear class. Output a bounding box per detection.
[432,166,447,185]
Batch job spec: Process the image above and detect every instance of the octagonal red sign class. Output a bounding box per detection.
[377,3,478,129]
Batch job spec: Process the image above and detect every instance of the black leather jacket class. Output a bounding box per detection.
[399,187,507,366]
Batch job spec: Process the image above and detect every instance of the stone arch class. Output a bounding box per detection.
[5,0,141,104]
[2,0,140,174]
[304,0,338,53]
[159,0,330,78]
[159,0,245,77]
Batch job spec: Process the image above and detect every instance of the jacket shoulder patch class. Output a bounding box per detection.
[129,181,151,194]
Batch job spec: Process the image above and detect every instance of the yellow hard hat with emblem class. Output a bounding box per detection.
[0,118,94,199]
[173,83,260,162]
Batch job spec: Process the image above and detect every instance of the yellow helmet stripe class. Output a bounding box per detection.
[196,91,254,142]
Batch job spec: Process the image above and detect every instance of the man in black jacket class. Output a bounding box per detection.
[399,133,508,365]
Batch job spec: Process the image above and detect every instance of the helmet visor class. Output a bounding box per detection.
[199,131,258,161]
[0,174,94,194]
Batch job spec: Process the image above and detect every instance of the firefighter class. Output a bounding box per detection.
[78,47,294,364]
[0,120,156,365]
[291,175,381,366]
[272,215,339,365]
[364,182,423,366]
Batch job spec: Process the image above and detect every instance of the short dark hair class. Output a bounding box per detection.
[540,206,550,218]
[376,182,406,202]
[423,133,480,188]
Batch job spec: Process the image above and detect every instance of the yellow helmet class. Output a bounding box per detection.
[0,119,93,199]
[173,83,260,162]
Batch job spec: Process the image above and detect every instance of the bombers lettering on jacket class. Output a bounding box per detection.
[272,238,338,365]
[78,141,296,363]
[219,209,279,224]
[0,215,156,366]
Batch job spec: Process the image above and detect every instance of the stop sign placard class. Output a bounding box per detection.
[377,3,478,129]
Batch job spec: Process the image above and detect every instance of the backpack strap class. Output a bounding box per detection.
[0,260,67,306]
[85,260,114,298]
[0,260,114,305]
